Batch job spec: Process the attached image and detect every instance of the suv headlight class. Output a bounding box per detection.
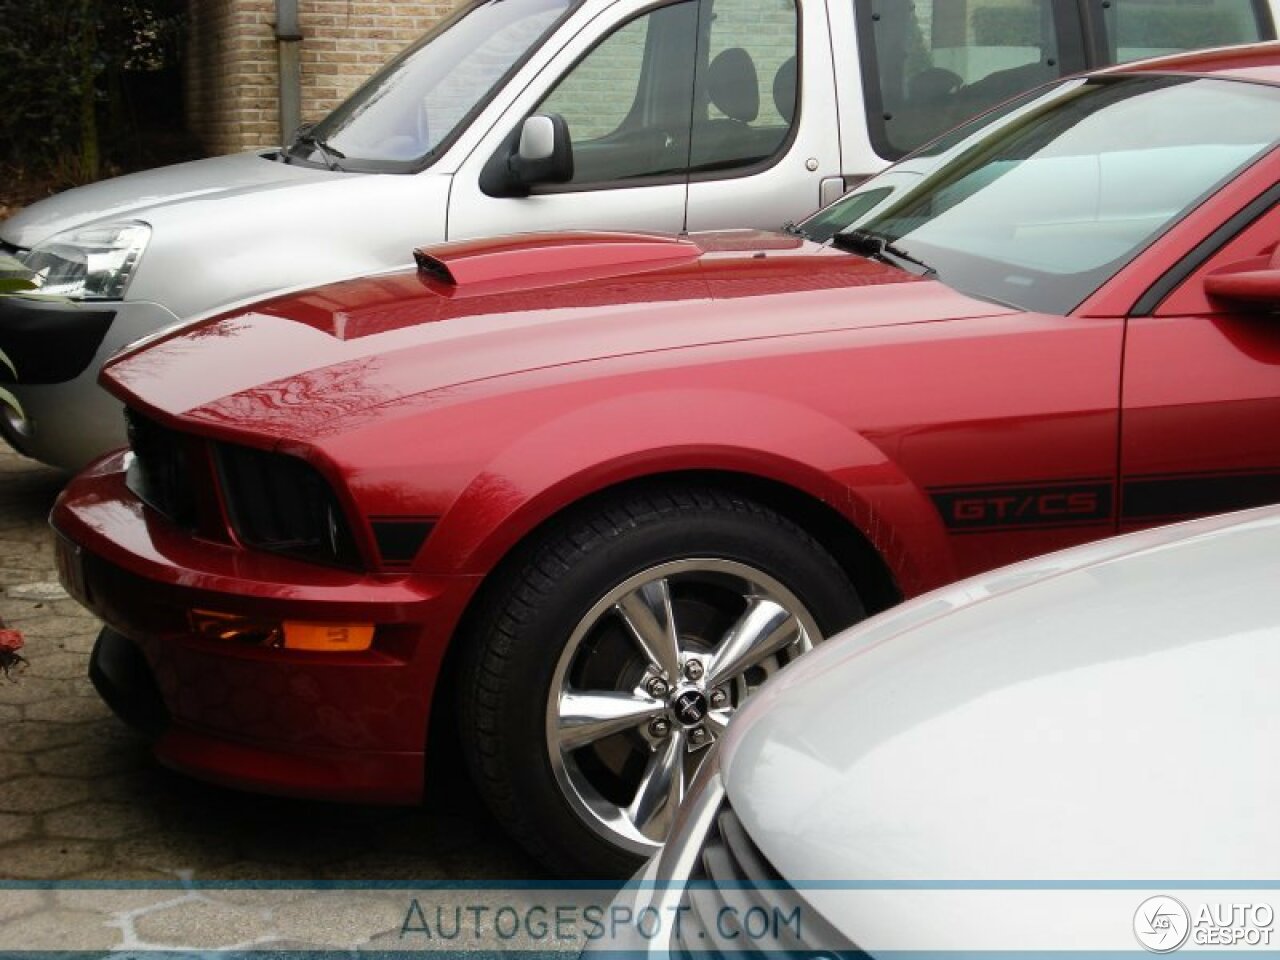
[21,222,151,300]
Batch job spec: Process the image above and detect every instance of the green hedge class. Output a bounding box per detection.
[0,0,184,179]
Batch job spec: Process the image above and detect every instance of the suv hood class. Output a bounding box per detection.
[103,229,1017,442]
[721,507,1280,898]
[1,152,346,249]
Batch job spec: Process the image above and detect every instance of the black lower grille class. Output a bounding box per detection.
[125,410,198,530]
[675,804,860,958]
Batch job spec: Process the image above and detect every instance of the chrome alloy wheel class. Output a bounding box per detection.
[545,558,823,856]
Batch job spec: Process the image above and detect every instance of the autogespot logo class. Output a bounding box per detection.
[1135,896,1192,953]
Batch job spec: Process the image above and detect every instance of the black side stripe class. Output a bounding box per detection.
[930,470,1280,532]
[929,480,1113,533]
[1122,470,1280,522]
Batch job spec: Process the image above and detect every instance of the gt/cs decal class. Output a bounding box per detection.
[930,480,1113,532]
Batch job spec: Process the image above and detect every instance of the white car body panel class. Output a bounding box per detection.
[721,507,1280,944]
[595,508,1280,955]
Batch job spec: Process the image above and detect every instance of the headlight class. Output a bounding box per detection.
[21,222,150,300]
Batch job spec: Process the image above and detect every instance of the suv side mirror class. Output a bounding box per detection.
[1205,254,1280,309]
[508,114,574,191]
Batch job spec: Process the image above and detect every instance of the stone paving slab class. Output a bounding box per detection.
[0,884,623,953]
[0,445,551,950]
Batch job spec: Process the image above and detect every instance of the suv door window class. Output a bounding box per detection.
[857,0,1080,158]
[688,0,800,172]
[536,2,698,185]
[1102,0,1271,63]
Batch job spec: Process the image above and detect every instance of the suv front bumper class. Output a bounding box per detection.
[0,298,181,471]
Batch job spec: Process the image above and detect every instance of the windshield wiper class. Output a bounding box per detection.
[781,220,810,240]
[288,128,346,171]
[833,229,936,278]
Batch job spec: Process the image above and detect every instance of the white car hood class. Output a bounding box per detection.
[1,151,349,248]
[722,508,1280,890]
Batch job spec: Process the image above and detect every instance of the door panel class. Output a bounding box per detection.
[1120,193,1280,530]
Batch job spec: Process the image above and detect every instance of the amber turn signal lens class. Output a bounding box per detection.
[282,622,375,652]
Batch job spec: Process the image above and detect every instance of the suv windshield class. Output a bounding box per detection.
[835,75,1280,315]
[291,0,574,172]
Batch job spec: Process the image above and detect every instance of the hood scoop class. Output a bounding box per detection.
[414,231,703,294]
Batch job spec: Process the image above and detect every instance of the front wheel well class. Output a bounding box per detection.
[423,469,902,800]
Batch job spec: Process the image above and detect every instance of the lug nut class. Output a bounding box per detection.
[649,718,671,738]
[646,677,670,699]
[683,660,705,682]
[689,726,708,746]
[710,689,728,708]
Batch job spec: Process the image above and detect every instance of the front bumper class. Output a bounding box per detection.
[0,298,181,471]
[52,451,481,804]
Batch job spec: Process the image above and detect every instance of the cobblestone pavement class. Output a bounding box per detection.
[0,445,561,950]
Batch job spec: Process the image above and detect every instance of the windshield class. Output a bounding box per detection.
[835,75,1280,314]
[293,0,574,172]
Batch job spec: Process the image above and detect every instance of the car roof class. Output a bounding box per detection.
[1098,39,1280,85]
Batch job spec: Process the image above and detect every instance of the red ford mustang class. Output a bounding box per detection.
[54,45,1280,877]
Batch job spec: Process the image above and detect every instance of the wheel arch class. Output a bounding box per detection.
[424,466,907,788]
[468,466,903,623]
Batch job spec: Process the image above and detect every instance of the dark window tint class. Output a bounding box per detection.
[689,0,800,172]
[537,3,698,184]
[1103,0,1271,63]
[859,0,1076,158]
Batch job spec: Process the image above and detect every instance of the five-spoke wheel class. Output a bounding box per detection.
[458,486,864,877]
[549,558,821,852]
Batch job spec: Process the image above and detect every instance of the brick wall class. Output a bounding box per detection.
[185,0,465,156]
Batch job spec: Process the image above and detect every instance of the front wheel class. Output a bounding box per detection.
[457,486,865,877]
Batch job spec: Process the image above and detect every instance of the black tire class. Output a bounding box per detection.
[457,484,865,878]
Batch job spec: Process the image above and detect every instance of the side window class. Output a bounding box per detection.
[690,0,799,171]
[1103,0,1270,63]
[860,0,1073,158]
[536,2,697,185]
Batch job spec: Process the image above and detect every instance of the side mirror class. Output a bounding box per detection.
[1205,256,1280,309]
[508,114,574,192]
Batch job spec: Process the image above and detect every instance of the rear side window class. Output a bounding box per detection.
[1102,0,1272,63]
[857,0,1082,158]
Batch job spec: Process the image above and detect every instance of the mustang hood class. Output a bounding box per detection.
[720,506,1280,912]
[104,230,1015,441]
[1,152,346,249]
